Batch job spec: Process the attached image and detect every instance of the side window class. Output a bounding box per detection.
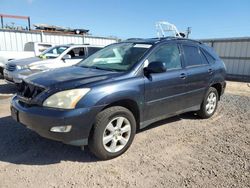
[88,47,101,56]
[68,48,85,59]
[183,45,204,67]
[201,49,216,64]
[38,44,52,53]
[148,44,182,70]
[199,49,209,64]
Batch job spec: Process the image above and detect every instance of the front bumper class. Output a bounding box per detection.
[3,69,28,84]
[11,96,104,146]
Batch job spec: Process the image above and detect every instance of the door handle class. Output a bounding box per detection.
[179,73,186,79]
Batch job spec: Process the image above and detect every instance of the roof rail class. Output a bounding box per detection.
[125,38,145,41]
[175,38,202,44]
[158,37,202,44]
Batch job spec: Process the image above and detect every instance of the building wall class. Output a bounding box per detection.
[0,29,118,51]
[201,38,250,81]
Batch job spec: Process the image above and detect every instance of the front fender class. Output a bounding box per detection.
[77,77,144,109]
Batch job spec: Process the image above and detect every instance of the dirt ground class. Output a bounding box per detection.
[0,80,249,188]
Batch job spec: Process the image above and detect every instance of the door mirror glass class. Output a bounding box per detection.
[146,61,166,73]
[62,54,71,60]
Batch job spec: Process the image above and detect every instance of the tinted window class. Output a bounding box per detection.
[148,44,181,70]
[200,49,209,64]
[201,45,219,60]
[201,49,215,64]
[183,45,203,67]
[88,47,102,56]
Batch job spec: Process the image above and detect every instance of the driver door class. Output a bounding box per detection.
[144,43,187,121]
[63,47,86,66]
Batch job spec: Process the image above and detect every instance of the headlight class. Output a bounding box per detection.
[29,65,47,71]
[43,88,90,109]
[16,65,28,70]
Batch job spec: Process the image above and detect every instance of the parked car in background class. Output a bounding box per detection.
[0,42,53,78]
[11,37,226,160]
[4,44,103,85]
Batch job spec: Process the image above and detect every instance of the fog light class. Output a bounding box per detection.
[50,125,72,133]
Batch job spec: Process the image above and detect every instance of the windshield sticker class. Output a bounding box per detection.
[134,44,152,48]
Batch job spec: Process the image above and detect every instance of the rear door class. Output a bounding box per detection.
[181,43,213,108]
[144,42,187,121]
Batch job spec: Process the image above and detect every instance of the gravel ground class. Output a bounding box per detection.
[0,80,249,188]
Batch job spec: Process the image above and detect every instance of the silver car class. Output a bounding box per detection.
[4,44,102,85]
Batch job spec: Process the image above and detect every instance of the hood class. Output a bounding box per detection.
[25,66,120,88]
[8,57,43,66]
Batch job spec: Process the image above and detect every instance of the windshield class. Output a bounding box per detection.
[39,46,69,59]
[77,43,151,72]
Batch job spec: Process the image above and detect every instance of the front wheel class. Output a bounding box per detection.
[197,87,219,119]
[89,106,136,160]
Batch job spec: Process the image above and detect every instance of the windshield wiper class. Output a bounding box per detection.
[78,65,122,72]
[91,66,121,72]
[79,65,90,68]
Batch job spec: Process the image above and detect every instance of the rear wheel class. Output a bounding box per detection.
[197,87,218,119]
[89,106,136,160]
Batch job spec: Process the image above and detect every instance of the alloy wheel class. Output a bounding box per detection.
[102,117,131,153]
[206,92,217,115]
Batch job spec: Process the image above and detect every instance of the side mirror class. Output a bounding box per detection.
[145,61,166,74]
[62,54,71,61]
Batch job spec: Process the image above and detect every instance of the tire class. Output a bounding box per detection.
[89,106,136,160]
[197,87,219,119]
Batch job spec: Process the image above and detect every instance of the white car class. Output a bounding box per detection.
[0,42,53,78]
[4,44,103,85]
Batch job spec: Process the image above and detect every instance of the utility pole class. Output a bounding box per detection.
[186,27,192,38]
[1,15,3,28]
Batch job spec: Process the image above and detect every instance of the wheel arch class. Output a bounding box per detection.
[102,99,140,130]
[210,83,223,100]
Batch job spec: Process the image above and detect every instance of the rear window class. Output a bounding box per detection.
[183,45,203,67]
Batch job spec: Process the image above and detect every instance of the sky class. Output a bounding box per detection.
[0,0,250,39]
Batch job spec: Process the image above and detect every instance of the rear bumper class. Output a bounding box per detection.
[11,96,104,146]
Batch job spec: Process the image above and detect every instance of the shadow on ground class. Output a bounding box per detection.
[139,112,199,132]
[0,112,198,165]
[0,82,17,95]
[0,116,97,165]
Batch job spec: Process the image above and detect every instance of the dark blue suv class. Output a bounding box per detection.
[11,37,226,159]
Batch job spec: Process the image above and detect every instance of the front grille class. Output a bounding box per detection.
[6,64,17,71]
[18,82,45,99]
